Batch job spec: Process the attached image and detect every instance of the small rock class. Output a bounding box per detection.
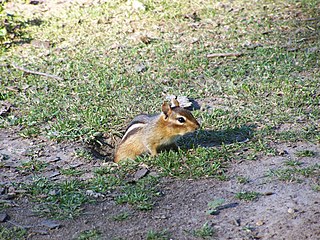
[0,187,5,195]
[288,208,295,214]
[30,40,50,49]
[149,171,159,178]
[131,0,146,11]
[279,149,288,156]
[0,213,9,222]
[232,218,241,226]
[306,47,318,53]
[134,167,149,180]
[0,101,12,117]
[135,64,147,73]
[86,190,105,198]
[256,220,264,226]
[8,186,16,194]
[48,189,60,196]
[41,220,61,229]
[153,215,167,219]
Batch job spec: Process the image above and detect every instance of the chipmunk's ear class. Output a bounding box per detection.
[162,101,172,118]
[171,97,180,107]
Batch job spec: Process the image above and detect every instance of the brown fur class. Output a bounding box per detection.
[114,101,200,163]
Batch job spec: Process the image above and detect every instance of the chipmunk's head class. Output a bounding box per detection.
[161,99,200,136]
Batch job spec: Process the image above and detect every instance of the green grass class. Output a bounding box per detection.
[111,212,131,222]
[1,0,319,145]
[17,159,48,173]
[295,150,316,158]
[76,229,101,240]
[235,191,260,201]
[146,229,170,240]
[192,222,216,239]
[14,163,160,218]
[60,168,84,176]
[1,0,320,234]
[268,164,320,183]
[236,176,250,184]
[0,226,27,240]
[22,177,91,219]
[115,176,160,211]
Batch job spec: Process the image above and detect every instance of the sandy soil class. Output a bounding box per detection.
[1,128,319,240]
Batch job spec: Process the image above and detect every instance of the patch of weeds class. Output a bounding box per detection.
[235,191,260,201]
[275,129,320,143]
[206,198,225,215]
[143,147,227,179]
[236,176,249,184]
[295,150,316,158]
[19,127,41,138]
[22,177,91,219]
[111,212,130,222]
[93,163,160,210]
[284,160,303,167]
[312,184,320,192]
[268,168,300,182]
[268,164,320,183]
[74,149,94,161]
[0,226,27,240]
[146,229,170,240]
[115,176,159,210]
[76,229,101,240]
[89,174,121,193]
[192,222,216,239]
[17,159,48,173]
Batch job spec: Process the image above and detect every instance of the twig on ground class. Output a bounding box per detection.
[10,63,63,81]
[206,52,244,58]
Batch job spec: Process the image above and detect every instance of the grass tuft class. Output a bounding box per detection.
[235,191,260,201]
[192,222,216,239]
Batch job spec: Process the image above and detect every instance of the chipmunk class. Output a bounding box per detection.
[114,98,200,163]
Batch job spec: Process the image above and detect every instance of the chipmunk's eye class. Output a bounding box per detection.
[177,117,186,123]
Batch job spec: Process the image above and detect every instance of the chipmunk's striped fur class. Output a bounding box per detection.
[114,99,200,163]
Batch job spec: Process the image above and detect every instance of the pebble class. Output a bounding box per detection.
[134,167,149,181]
[256,220,264,226]
[41,220,61,229]
[288,208,295,214]
[0,213,9,222]
[135,64,147,73]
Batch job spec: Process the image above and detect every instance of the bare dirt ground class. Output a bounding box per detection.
[1,127,319,240]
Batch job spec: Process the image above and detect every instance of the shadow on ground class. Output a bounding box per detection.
[181,124,256,149]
